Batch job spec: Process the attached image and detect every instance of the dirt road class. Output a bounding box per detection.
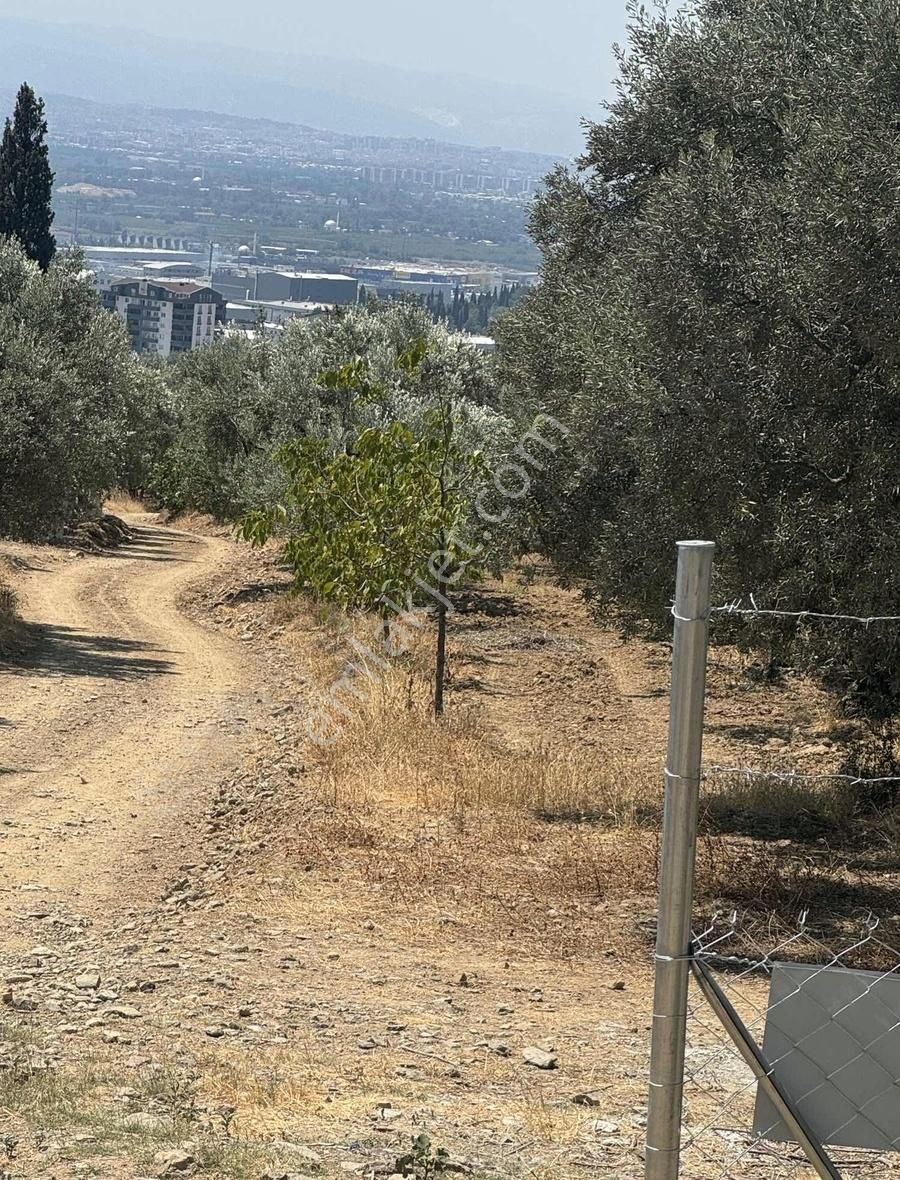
[0,522,844,1180]
[0,518,262,928]
[0,519,658,1180]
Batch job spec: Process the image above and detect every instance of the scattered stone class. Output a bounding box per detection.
[591,1118,621,1134]
[107,1005,141,1019]
[102,1030,131,1044]
[522,1046,558,1070]
[395,1064,424,1081]
[279,1145,321,1164]
[74,973,100,991]
[487,1039,511,1057]
[573,1091,603,1107]
[153,1148,195,1175]
[3,990,38,1012]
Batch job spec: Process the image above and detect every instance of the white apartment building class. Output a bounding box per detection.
[102,279,225,356]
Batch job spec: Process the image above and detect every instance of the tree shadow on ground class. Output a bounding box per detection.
[706,720,796,743]
[452,590,525,618]
[4,623,177,680]
[99,527,194,564]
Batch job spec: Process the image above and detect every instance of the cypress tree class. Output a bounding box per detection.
[0,83,56,270]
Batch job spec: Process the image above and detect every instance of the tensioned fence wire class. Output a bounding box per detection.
[665,593,900,1178]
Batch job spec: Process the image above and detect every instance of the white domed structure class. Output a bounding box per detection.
[238,244,252,257]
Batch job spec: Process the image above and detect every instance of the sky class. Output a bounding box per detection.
[5,0,629,100]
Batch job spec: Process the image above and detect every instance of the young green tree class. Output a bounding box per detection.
[240,344,487,716]
[0,84,55,271]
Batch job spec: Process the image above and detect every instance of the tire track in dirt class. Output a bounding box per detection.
[0,518,264,935]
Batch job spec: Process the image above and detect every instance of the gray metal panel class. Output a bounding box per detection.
[754,962,900,1151]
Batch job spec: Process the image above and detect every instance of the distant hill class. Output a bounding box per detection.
[25,90,563,178]
[0,19,592,156]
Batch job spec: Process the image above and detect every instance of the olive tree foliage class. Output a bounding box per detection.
[0,240,171,538]
[497,0,900,731]
[153,303,508,520]
[150,333,276,517]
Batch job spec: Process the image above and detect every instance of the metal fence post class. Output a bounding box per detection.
[645,540,715,1180]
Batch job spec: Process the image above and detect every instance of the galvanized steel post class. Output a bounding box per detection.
[645,540,715,1180]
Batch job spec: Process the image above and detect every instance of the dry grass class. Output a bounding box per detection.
[0,1021,298,1178]
[248,599,900,956]
[104,490,147,514]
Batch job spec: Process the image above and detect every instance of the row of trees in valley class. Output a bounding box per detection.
[359,284,523,333]
[419,283,523,332]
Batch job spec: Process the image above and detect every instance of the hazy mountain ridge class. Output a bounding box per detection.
[0,18,591,155]
[24,91,563,176]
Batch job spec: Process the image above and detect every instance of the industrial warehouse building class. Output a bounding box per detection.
[213,269,359,306]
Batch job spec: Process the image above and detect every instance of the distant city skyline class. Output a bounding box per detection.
[4,0,629,102]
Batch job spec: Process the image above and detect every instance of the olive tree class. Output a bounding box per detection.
[498,0,900,748]
[0,240,169,537]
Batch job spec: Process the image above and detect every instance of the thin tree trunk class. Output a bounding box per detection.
[435,588,448,717]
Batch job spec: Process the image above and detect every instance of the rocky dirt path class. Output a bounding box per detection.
[0,525,657,1180]
[0,519,306,1178]
[0,528,832,1180]
[0,517,265,923]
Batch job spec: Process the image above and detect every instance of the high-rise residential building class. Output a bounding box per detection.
[102,279,226,356]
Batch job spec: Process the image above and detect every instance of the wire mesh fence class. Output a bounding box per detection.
[678,914,900,1178]
[645,541,900,1179]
